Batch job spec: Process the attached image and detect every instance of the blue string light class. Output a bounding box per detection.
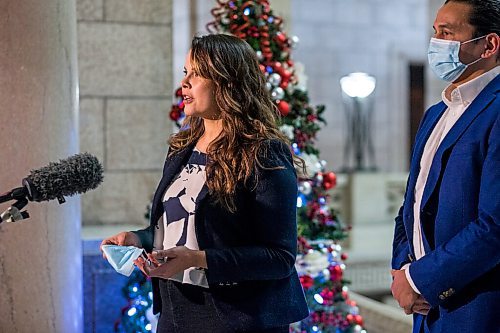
[127,307,137,317]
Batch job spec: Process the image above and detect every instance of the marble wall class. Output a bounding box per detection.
[77,0,173,226]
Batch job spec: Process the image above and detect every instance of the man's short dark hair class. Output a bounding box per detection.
[445,0,500,38]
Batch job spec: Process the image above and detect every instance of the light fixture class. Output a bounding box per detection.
[340,72,376,98]
[340,72,377,171]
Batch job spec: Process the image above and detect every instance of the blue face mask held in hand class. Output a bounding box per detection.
[102,244,145,276]
[427,35,486,82]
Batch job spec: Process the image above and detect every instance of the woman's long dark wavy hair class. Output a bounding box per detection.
[169,34,302,212]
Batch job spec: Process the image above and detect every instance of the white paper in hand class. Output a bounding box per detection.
[102,244,144,276]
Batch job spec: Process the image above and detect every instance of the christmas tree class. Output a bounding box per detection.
[170,1,366,332]
[114,269,155,333]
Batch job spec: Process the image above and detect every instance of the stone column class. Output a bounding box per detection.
[0,0,81,332]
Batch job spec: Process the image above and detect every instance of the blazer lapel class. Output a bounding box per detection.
[408,103,447,194]
[150,144,195,225]
[421,76,500,209]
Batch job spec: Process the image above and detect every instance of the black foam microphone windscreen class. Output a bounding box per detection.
[22,153,104,202]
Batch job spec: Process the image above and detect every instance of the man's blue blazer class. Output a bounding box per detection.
[392,74,500,332]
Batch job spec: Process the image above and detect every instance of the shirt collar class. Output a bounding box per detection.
[442,66,500,107]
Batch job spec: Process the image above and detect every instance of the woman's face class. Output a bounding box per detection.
[180,51,219,119]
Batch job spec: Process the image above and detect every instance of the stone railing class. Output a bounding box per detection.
[330,172,408,228]
[350,292,413,333]
[344,258,392,294]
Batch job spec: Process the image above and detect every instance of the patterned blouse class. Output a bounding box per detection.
[153,149,208,287]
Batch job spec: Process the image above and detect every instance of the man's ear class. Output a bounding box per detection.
[482,33,499,61]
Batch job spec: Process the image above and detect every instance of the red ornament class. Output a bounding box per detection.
[324,172,337,187]
[299,275,314,290]
[175,87,183,97]
[178,100,185,109]
[281,70,292,80]
[323,181,334,190]
[277,100,290,116]
[329,264,343,281]
[341,253,348,261]
[275,32,287,43]
[354,314,364,325]
[169,106,181,121]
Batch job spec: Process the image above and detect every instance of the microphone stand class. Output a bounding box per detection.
[0,198,29,224]
[0,187,30,224]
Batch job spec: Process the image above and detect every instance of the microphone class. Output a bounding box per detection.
[0,153,104,223]
[22,152,104,202]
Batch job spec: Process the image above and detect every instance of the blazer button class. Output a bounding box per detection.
[439,287,455,300]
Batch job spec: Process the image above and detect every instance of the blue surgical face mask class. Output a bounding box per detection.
[428,35,486,82]
[102,245,145,276]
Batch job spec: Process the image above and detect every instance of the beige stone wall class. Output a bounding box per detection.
[77,0,173,226]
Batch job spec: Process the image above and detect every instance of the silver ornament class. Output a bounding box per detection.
[255,50,263,61]
[301,181,312,195]
[265,82,273,91]
[268,73,282,86]
[271,87,285,100]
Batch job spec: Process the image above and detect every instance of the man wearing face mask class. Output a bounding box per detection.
[391,0,499,332]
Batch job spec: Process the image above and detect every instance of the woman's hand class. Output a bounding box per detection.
[100,231,142,259]
[134,246,207,279]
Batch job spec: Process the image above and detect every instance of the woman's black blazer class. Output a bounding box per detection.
[133,139,309,331]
